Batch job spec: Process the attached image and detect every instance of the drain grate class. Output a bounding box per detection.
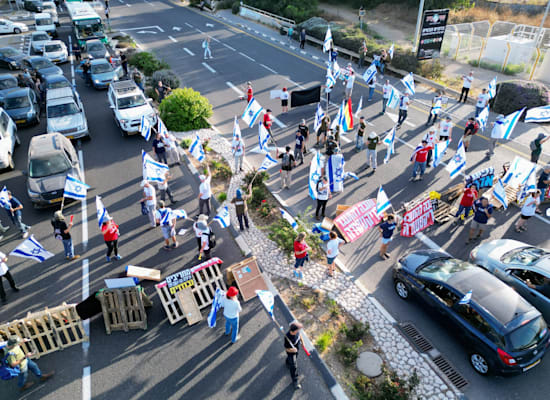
[398,322,435,353]
[433,355,469,390]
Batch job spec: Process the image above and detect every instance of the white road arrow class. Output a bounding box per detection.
[172,26,181,31]
[206,23,214,28]
[137,30,157,34]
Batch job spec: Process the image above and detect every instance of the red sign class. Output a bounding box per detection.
[401,198,434,237]
[333,199,381,242]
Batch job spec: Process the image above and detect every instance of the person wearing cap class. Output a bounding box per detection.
[365,131,380,173]
[51,211,80,261]
[530,133,549,164]
[397,92,410,128]
[3,336,54,391]
[140,180,157,228]
[231,187,251,231]
[199,221,213,260]
[101,216,120,262]
[232,135,245,173]
[198,165,212,216]
[515,189,540,232]
[222,286,241,343]
[466,197,493,244]
[277,146,296,190]
[193,215,208,253]
[536,165,550,214]
[281,87,289,113]
[0,251,19,304]
[155,200,178,250]
[284,322,304,390]
[410,140,432,181]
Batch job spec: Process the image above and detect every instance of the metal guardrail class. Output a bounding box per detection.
[240,3,295,27]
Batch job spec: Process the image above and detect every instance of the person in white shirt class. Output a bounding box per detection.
[193,214,208,254]
[475,88,489,117]
[232,136,245,173]
[140,180,157,228]
[438,116,452,141]
[155,200,177,250]
[199,222,213,260]
[222,286,242,343]
[158,171,175,204]
[426,91,442,125]
[459,71,473,102]
[198,165,212,216]
[367,75,376,101]
[165,133,181,165]
[515,190,541,232]
[202,37,212,59]
[397,92,410,128]
[280,87,289,113]
[0,251,19,304]
[382,79,391,114]
[326,231,344,277]
[422,127,438,167]
[345,71,355,99]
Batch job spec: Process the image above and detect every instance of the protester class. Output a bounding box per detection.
[158,171,176,204]
[72,42,81,62]
[287,26,293,43]
[293,232,309,279]
[381,79,391,114]
[325,134,339,156]
[155,200,178,250]
[51,211,79,260]
[5,191,29,238]
[291,129,305,166]
[326,231,343,277]
[120,52,128,75]
[422,127,437,168]
[486,114,504,158]
[299,28,306,49]
[458,71,474,103]
[0,251,19,304]
[530,133,548,164]
[152,133,168,165]
[397,92,410,128]
[198,165,212,216]
[410,140,432,181]
[284,322,304,390]
[367,75,376,101]
[324,82,332,104]
[263,109,273,135]
[536,165,550,214]
[358,42,367,68]
[193,214,208,253]
[515,190,540,233]
[329,47,338,65]
[438,116,452,142]
[280,87,289,113]
[462,117,479,152]
[222,287,241,344]
[155,81,171,103]
[232,135,245,172]
[198,219,213,260]
[82,58,91,86]
[202,37,212,59]
[3,336,54,391]
[345,71,355,99]
[164,133,181,165]
[298,119,309,153]
[475,88,489,117]
[426,91,442,125]
[132,68,144,91]
[365,131,380,172]
[378,49,387,76]
[101,216,121,261]
[315,176,331,220]
[277,146,296,189]
[317,115,330,147]
[245,81,253,102]
[466,197,493,244]
[231,187,251,231]
[140,180,157,228]
[378,214,398,260]
[455,184,478,223]
[355,116,366,152]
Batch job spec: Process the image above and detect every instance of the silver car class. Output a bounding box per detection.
[470,239,550,323]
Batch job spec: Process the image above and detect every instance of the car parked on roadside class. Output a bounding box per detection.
[78,58,122,89]
[393,250,550,376]
[30,31,52,54]
[23,0,43,13]
[20,56,62,81]
[1,87,39,126]
[25,132,83,207]
[0,73,19,102]
[85,39,109,60]
[42,40,67,64]
[0,107,20,170]
[108,79,156,136]
[46,87,88,139]
[0,18,28,35]
[0,47,25,70]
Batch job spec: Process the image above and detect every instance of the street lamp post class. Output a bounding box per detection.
[359,6,365,30]
[413,0,426,53]
[534,0,550,48]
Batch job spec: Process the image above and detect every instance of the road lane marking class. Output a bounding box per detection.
[82,366,91,400]
[210,36,220,43]
[289,45,296,50]
[82,258,90,352]
[404,121,416,127]
[285,78,305,89]
[279,41,286,45]
[196,28,204,34]
[239,51,255,62]
[184,22,193,28]
[416,232,450,255]
[119,25,164,32]
[312,55,319,60]
[340,135,352,143]
[262,33,267,37]
[202,62,216,73]
[254,30,259,34]
[270,37,277,41]
[126,3,131,6]
[273,117,287,129]
[168,35,177,43]
[183,47,195,56]
[300,50,306,55]
[226,81,244,97]
[223,43,236,51]
[260,63,277,74]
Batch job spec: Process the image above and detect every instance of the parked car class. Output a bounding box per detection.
[42,40,67,64]
[25,132,83,207]
[23,0,43,13]
[20,56,62,81]
[78,58,122,89]
[43,74,71,91]
[0,18,28,35]
[2,87,39,126]
[85,39,109,60]
[108,80,156,136]
[393,250,550,376]
[34,13,56,37]
[41,1,59,26]
[0,73,19,102]
[46,87,88,139]
[30,31,52,54]
[0,107,19,170]
[0,47,25,70]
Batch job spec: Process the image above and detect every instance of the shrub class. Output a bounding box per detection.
[151,69,181,90]
[145,87,157,102]
[491,80,550,116]
[243,170,270,188]
[341,322,370,341]
[301,296,315,310]
[249,186,268,208]
[231,1,240,14]
[315,329,335,353]
[337,340,363,366]
[245,0,319,23]
[257,200,273,218]
[325,298,340,316]
[210,161,232,180]
[217,192,227,202]
[180,138,192,149]
[158,88,213,131]
[503,63,526,76]
[216,0,233,9]
[353,369,419,400]
[418,60,443,80]
[128,52,169,76]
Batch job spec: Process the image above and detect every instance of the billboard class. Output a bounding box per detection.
[417,9,449,61]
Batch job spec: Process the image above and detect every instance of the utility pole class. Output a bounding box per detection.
[413,0,426,53]
[534,0,550,48]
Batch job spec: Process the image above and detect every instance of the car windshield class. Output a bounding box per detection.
[91,63,112,74]
[87,43,104,52]
[117,94,146,109]
[418,258,472,282]
[29,154,71,178]
[507,317,547,351]
[502,247,549,266]
[33,59,54,69]
[2,48,19,57]
[33,33,50,41]
[48,102,79,118]
[44,44,62,52]
[4,95,30,109]
[36,18,53,26]
[47,79,70,89]
[0,78,17,90]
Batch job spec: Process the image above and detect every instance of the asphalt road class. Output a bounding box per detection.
[106,2,550,399]
[0,6,331,400]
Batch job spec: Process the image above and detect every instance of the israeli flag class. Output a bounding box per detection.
[189,135,205,162]
[445,139,466,179]
[433,140,450,167]
[159,208,173,226]
[325,68,336,88]
[64,174,90,200]
[388,43,394,59]
[431,99,442,115]
[0,186,9,209]
[259,153,278,171]
[158,118,168,138]
[354,96,363,118]
[95,195,110,228]
[256,290,274,318]
[400,72,415,95]
[476,106,489,131]
[383,126,396,164]
[258,122,271,153]
[309,150,323,200]
[332,60,341,80]
[331,101,344,130]
[232,116,242,142]
[323,26,333,52]
[525,105,550,123]
[459,290,472,305]
[488,76,497,99]
[241,97,264,128]
[386,86,400,109]
[280,207,298,230]
[362,63,377,84]
[173,209,187,219]
[214,206,230,228]
[326,153,345,193]
[343,171,359,180]
[314,104,325,133]
[494,179,508,209]
[140,115,152,141]
[207,288,223,328]
[142,150,170,182]
[491,108,525,140]
[376,186,392,216]
[517,170,537,203]
[10,235,54,263]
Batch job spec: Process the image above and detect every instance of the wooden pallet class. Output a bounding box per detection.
[402,193,457,224]
[440,183,465,203]
[97,287,147,335]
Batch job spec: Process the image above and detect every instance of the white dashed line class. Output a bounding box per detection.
[196,28,204,34]
[273,117,287,129]
[168,35,177,43]
[404,121,416,127]
[183,47,195,56]
[223,43,236,51]
[126,4,131,7]
[239,52,255,62]
[260,63,277,74]
[290,45,296,50]
[202,62,216,73]
[279,41,286,45]
[270,37,277,41]
[262,33,267,37]
[300,50,307,55]
[185,22,193,28]
[210,37,220,43]
[226,81,244,97]
[82,366,91,400]
[340,135,352,143]
[254,30,259,34]
[312,55,319,60]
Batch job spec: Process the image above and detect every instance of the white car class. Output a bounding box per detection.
[46,87,88,139]
[0,18,28,35]
[0,107,20,170]
[108,80,156,136]
[41,2,59,26]
[30,31,52,54]
[43,40,67,63]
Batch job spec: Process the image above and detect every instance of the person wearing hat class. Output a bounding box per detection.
[193,215,208,253]
[365,131,381,173]
[294,129,305,166]
[410,139,432,181]
[277,146,296,190]
[51,211,80,261]
[231,187,251,231]
[466,197,493,244]
[530,133,549,164]
[3,335,54,391]
[0,251,19,304]
[155,200,178,250]
[536,165,550,214]
[222,286,241,343]
[280,87,289,113]
[140,180,157,228]
[101,216,121,262]
[515,189,540,233]
[198,164,212,216]
[284,321,304,390]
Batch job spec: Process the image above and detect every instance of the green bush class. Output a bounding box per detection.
[180,138,192,149]
[216,0,233,9]
[244,0,319,23]
[418,60,443,80]
[158,88,213,131]
[243,170,270,188]
[337,340,363,366]
[491,80,550,116]
[151,69,181,90]
[210,160,232,180]
[341,322,370,341]
[145,87,157,102]
[325,298,340,316]
[128,52,169,76]
[315,329,335,353]
[353,369,420,400]
[503,63,525,76]
[249,186,268,208]
[231,1,240,14]
[217,192,227,202]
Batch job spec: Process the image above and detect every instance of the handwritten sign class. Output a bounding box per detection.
[401,198,434,237]
[166,269,194,295]
[333,199,381,242]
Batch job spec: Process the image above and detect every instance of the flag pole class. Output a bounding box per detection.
[60,196,65,213]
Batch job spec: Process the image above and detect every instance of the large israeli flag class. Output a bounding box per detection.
[376,186,392,216]
[386,86,400,109]
[326,153,345,193]
[142,150,170,182]
[241,97,264,127]
[280,208,298,230]
[325,67,336,88]
[362,63,377,84]
[354,96,363,118]
[332,60,341,80]
[95,195,110,228]
[258,122,271,153]
[189,135,205,162]
[491,108,525,140]
[388,43,394,59]
[10,235,54,263]
[173,209,188,219]
[314,104,325,133]
[0,186,9,209]
[232,116,241,142]
[323,26,333,52]
[383,126,396,164]
[400,72,415,95]
[259,153,278,171]
[207,288,223,328]
[494,179,508,209]
[256,290,274,318]
[140,115,152,141]
[525,105,550,123]
[476,106,489,131]
[63,174,90,200]
[433,140,450,167]
[488,76,497,99]
[214,206,230,228]
[309,150,323,200]
[445,139,466,179]
[159,207,173,226]
[158,118,168,137]
[331,101,344,130]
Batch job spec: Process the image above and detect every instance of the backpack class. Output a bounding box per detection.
[207,229,216,249]
[530,139,538,151]
[282,153,291,169]
[0,353,21,380]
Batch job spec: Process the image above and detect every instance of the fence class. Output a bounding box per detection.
[239,3,295,29]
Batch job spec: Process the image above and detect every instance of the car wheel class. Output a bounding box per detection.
[14,28,21,34]
[470,352,490,375]
[7,153,14,170]
[394,279,410,300]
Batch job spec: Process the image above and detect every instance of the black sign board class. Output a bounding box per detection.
[417,9,449,61]
[166,269,194,294]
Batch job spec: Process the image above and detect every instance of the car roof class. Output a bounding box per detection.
[87,39,103,45]
[90,58,109,65]
[35,12,52,18]
[44,40,64,46]
[44,74,68,83]
[29,133,69,157]
[4,87,30,98]
[0,74,16,81]
[47,87,74,102]
[111,80,139,96]
[25,55,49,63]
[0,46,20,52]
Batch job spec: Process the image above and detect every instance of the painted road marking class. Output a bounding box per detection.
[290,45,296,50]
[202,62,216,73]
[210,36,220,43]
[82,258,90,353]
[262,33,267,37]
[239,51,255,62]
[120,25,164,32]
[270,37,277,41]
[184,22,193,28]
[286,78,305,89]
[312,55,319,60]
[226,81,244,97]
[223,43,236,51]
[340,134,352,143]
[183,47,195,56]
[300,50,306,55]
[260,63,277,74]
[196,28,204,34]
[254,30,259,34]
[273,117,287,129]
[82,366,91,400]
[168,35,177,43]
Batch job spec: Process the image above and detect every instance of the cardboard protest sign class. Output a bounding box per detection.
[333,199,381,242]
[401,198,434,237]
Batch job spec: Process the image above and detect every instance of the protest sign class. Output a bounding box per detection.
[166,268,194,294]
[401,198,434,237]
[333,199,381,242]
[466,167,494,189]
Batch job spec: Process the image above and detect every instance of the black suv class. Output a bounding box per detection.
[23,0,43,12]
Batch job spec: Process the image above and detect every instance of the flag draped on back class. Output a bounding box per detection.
[326,153,345,193]
[332,61,341,80]
[525,105,550,123]
[314,104,325,133]
[309,150,323,200]
[362,63,377,83]
[493,179,508,209]
[376,186,392,216]
[258,122,271,153]
[342,98,353,132]
[433,140,450,167]
[241,97,264,127]
[214,206,230,228]
[189,135,205,162]
[401,72,415,95]
[383,127,396,164]
[256,290,274,318]
[386,86,400,109]
[10,235,54,262]
[445,139,466,179]
[173,209,188,219]
[140,115,152,141]
[207,288,223,328]
[95,195,110,228]
[431,99,442,115]
[259,153,278,171]
[476,106,489,131]
[331,101,343,130]
[142,150,170,182]
[280,208,298,230]
[323,26,333,52]
[354,96,363,117]
[491,108,525,140]
[64,175,90,200]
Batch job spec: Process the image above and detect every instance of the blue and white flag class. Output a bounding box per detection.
[0,186,9,209]
[388,43,394,59]
[214,206,230,228]
[158,118,168,138]
[431,99,442,115]
[476,106,489,131]
[241,97,264,127]
[325,67,336,88]
[332,60,341,80]
[343,171,359,180]
[314,104,325,133]
[280,208,298,230]
[323,26,333,52]
[173,209,188,219]
[139,115,152,141]
[386,86,400,109]
[258,122,271,153]
[159,207,173,226]
[232,116,242,142]
[331,101,344,130]
[362,63,377,84]
[95,195,110,228]
[259,153,278,171]
[207,288,223,328]
[494,179,508,209]
[383,126,396,164]
[517,170,537,203]
[189,135,205,162]
[400,72,415,95]
[445,139,466,179]
[10,235,54,263]
[142,150,170,182]
[354,96,363,118]
[433,140,450,167]
[458,290,472,305]
[376,186,392,216]
[488,76,497,99]
[326,153,345,193]
[63,174,90,200]
[309,150,323,200]
[525,105,550,123]
[491,108,525,140]
[256,290,274,318]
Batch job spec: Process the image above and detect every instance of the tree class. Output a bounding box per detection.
[159,88,213,132]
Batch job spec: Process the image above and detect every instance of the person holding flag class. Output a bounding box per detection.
[317,115,330,148]
[409,139,432,181]
[426,91,442,125]
[140,180,157,228]
[397,91,410,129]
[315,176,331,220]
[367,74,376,101]
[51,211,79,261]
[378,214,398,260]
[231,187,251,231]
[4,191,30,239]
[155,200,178,250]
[101,216,121,262]
[475,88,490,117]
[459,71,474,103]
[422,127,438,168]
[221,286,242,344]
[263,109,274,136]
[487,114,504,158]
[345,71,355,99]
[0,251,20,304]
[382,79,391,114]
[231,135,245,173]
[198,165,212,216]
[285,322,305,390]
[462,117,479,152]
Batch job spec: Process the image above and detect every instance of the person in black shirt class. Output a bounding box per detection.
[298,119,309,153]
[152,133,168,165]
[284,322,304,390]
[72,42,81,62]
[82,59,91,86]
[120,52,128,76]
[51,211,80,261]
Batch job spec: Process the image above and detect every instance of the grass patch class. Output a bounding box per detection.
[315,329,335,353]
[217,192,227,202]
[301,296,316,310]
[325,298,340,317]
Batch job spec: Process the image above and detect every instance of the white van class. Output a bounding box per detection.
[41,2,59,27]
[35,13,57,37]
[0,107,20,170]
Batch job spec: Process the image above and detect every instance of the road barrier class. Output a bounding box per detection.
[97,287,150,334]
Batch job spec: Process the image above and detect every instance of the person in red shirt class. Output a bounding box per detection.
[462,117,479,152]
[410,139,432,181]
[263,109,273,135]
[455,184,478,223]
[101,217,121,262]
[293,232,310,279]
[243,81,253,102]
